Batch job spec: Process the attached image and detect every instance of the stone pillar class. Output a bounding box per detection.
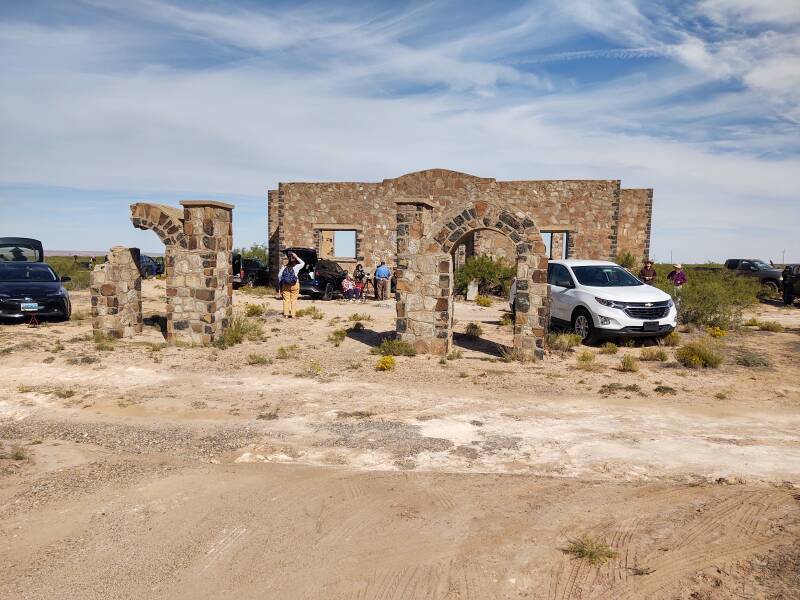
[166,200,234,345]
[90,246,143,338]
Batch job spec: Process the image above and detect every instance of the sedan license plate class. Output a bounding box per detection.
[20,302,39,312]
[643,321,659,332]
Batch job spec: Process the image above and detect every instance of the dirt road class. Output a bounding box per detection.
[1,282,799,598]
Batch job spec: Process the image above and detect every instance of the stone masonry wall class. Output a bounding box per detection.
[269,169,652,274]
[130,200,234,345]
[617,189,653,261]
[90,246,143,338]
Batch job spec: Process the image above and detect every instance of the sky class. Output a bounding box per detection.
[0,0,798,263]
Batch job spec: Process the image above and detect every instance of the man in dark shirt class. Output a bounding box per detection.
[638,259,657,284]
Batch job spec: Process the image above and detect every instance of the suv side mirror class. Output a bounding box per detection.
[555,279,573,288]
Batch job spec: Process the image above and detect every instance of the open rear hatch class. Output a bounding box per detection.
[0,238,44,262]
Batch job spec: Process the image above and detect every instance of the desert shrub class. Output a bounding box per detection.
[244,304,264,317]
[45,255,96,291]
[213,316,264,349]
[499,313,513,326]
[302,360,324,378]
[661,331,681,347]
[600,342,618,355]
[615,251,637,270]
[475,295,493,307]
[548,333,582,352]
[576,350,601,371]
[654,385,677,395]
[70,309,88,321]
[758,320,783,333]
[375,355,396,371]
[348,313,372,322]
[447,349,463,360]
[563,537,618,565]
[328,328,347,347]
[246,352,270,365]
[618,355,639,372]
[49,341,65,353]
[744,317,761,327]
[371,339,416,357]
[675,340,723,369]
[93,332,117,352]
[705,325,727,338]
[296,306,324,319]
[599,383,642,395]
[640,348,668,362]
[454,255,516,296]
[465,322,483,338]
[735,349,772,368]
[500,347,536,363]
[655,268,759,329]
[349,321,365,331]
[10,445,29,461]
[276,344,299,359]
[622,338,636,348]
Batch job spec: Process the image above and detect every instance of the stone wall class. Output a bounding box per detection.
[90,246,142,338]
[473,229,516,261]
[617,189,653,261]
[130,200,234,345]
[269,169,653,275]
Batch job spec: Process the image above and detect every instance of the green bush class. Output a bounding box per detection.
[735,349,772,368]
[348,313,372,322]
[328,328,347,346]
[454,255,515,296]
[600,342,618,354]
[233,243,268,263]
[244,304,264,317]
[618,355,639,372]
[371,339,416,356]
[547,333,582,352]
[654,268,759,329]
[475,295,493,307]
[213,316,264,349]
[758,320,783,332]
[615,251,637,270]
[661,331,681,347]
[45,255,98,291]
[675,340,723,369]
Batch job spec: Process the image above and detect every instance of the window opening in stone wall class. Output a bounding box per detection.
[333,230,356,258]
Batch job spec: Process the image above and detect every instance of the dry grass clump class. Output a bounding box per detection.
[758,320,783,332]
[618,355,639,372]
[296,306,324,319]
[93,332,117,352]
[5,445,30,461]
[465,322,483,339]
[371,339,416,357]
[654,385,677,395]
[328,328,348,347]
[499,313,513,326]
[500,347,536,363]
[548,333,582,352]
[675,340,723,369]
[563,537,618,565]
[348,313,372,322]
[475,295,493,307]
[599,383,642,396]
[446,349,463,360]
[244,304,264,317]
[348,321,365,331]
[276,344,299,359]
[661,331,681,347]
[640,348,668,362]
[375,355,396,371]
[300,360,324,379]
[734,349,772,368]
[576,350,602,371]
[213,316,264,349]
[70,309,89,321]
[246,352,271,366]
[49,341,65,353]
[600,342,618,355]
[705,325,727,338]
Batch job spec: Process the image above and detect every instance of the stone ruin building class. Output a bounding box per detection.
[269,169,653,355]
[91,200,234,345]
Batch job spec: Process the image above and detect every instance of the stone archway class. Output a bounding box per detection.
[395,199,549,356]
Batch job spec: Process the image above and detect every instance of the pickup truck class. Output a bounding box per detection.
[723,259,783,294]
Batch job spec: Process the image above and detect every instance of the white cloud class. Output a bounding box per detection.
[699,0,800,26]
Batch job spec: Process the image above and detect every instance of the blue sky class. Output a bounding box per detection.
[0,0,798,261]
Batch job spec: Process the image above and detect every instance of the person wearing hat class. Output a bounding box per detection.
[638,259,657,285]
[667,263,687,311]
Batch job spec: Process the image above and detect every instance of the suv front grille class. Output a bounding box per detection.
[624,302,670,320]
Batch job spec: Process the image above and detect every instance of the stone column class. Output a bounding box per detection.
[550,232,565,260]
[90,246,143,338]
[166,200,234,345]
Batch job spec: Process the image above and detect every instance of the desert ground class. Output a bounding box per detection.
[1,280,799,599]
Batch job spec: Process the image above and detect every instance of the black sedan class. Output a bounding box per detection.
[0,262,72,320]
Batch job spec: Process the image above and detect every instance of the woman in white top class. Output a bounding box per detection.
[277,252,305,318]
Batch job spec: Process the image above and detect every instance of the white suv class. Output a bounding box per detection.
[547,259,677,343]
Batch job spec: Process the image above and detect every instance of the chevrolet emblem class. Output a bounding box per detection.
[644,302,653,307]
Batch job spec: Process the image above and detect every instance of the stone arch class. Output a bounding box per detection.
[395,199,549,356]
[130,203,188,248]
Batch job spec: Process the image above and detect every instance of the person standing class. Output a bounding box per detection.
[374,261,392,301]
[638,259,657,284]
[667,263,687,310]
[277,251,304,318]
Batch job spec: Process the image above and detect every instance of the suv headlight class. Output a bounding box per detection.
[48,287,68,297]
[666,299,674,308]
[595,297,626,309]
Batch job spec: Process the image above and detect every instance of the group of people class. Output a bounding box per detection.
[277,253,393,318]
[638,259,687,291]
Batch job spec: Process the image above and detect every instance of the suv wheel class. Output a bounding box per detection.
[762,280,779,296]
[322,282,334,301]
[572,308,595,343]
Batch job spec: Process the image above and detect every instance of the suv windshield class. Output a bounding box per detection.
[0,263,57,282]
[571,265,643,287]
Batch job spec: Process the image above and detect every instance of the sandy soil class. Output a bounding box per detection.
[1,280,799,599]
